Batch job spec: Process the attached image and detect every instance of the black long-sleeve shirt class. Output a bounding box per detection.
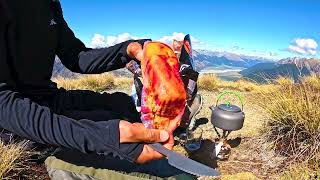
[0,0,147,162]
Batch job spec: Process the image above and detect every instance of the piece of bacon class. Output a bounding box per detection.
[140,42,187,130]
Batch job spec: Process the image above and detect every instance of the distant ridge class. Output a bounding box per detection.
[193,50,271,71]
[52,49,271,78]
[240,58,320,83]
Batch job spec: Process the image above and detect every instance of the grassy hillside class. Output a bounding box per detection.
[1,73,319,179]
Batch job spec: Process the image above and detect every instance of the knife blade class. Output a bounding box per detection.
[149,143,220,178]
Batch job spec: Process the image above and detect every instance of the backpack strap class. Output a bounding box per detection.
[178,35,199,128]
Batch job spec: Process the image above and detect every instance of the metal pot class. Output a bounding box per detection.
[210,91,245,131]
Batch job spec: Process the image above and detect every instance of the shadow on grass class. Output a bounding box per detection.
[187,139,218,168]
[191,117,209,131]
[173,117,243,169]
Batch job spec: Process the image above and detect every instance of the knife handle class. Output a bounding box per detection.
[149,143,172,156]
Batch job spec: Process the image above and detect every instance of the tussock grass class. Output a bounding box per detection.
[256,76,320,165]
[54,73,262,93]
[275,76,294,86]
[302,73,320,90]
[114,76,133,89]
[198,74,220,91]
[198,74,261,92]
[221,172,261,180]
[53,73,132,92]
[222,79,260,92]
[0,141,25,179]
[280,162,320,180]
[53,72,320,178]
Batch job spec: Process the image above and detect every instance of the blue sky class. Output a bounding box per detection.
[60,0,320,59]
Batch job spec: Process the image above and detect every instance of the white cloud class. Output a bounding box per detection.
[90,34,107,48]
[288,38,318,55]
[106,33,145,47]
[157,32,205,48]
[90,33,145,48]
[158,32,186,44]
[90,32,206,49]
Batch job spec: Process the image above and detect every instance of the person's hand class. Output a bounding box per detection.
[127,42,144,61]
[119,120,174,164]
[137,134,174,164]
[167,114,183,133]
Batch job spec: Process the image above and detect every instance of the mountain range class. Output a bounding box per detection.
[52,49,271,78]
[240,58,320,82]
[192,50,271,71]
[53,49,320,83]
[53,57,134,78]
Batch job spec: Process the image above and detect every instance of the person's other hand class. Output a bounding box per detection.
[127,42,144,61]
[167,115,182,134]
[119,120,174,164]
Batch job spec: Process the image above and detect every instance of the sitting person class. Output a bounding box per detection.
[0,0,197,179]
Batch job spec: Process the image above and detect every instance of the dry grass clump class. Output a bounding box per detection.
[198,74,261,92]
[275,76,294,86]
[280,162,320,180]
[114,76,133,89]
[302,73,320,90]
[53,73,132,92]
[256,76,320,165]
[0,141,25,179]
[198,74,220,91]
[222,79,260,92]
[55,73,262,93]
[221,172,261,180]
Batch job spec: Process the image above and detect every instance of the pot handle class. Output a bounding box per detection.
[215,91,245,110]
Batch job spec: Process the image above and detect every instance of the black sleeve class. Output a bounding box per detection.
[0,1,144,162]
[54,2,149,74]
[0,85,144,162]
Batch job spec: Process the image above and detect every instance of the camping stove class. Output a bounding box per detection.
[209,91,245,160]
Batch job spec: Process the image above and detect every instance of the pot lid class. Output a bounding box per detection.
[218,104,241,112]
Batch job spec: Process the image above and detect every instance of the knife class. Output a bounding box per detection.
[149,143,220,178]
